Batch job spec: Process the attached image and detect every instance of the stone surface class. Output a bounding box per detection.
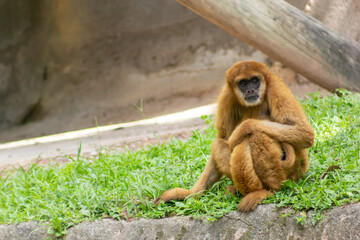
[64,219,124,240]
[0,221,50,240]
[1,203,359,240]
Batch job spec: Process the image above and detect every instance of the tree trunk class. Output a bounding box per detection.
[177,0,360,92]
[305,0,360,43]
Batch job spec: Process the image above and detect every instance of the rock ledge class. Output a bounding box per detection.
[1,203,359,240]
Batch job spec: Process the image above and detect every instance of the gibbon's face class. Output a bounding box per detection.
[237,76,261,104]
[226,61,267,107]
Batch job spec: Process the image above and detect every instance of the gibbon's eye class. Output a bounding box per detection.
[238,79,247,88]
[251,76,260,84]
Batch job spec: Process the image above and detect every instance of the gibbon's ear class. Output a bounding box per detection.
[225,65,236,86]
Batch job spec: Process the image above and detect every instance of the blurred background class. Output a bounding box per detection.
[3,0,357,142]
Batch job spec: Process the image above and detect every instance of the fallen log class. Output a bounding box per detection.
[177,0,360,92]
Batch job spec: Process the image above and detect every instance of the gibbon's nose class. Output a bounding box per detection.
[246,89,255,94]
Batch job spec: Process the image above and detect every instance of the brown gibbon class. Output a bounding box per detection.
[155,61,314,212]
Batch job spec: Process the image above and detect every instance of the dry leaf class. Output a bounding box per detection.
[320,165,341,179]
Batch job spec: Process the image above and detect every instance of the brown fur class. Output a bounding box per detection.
[155,61,314,212]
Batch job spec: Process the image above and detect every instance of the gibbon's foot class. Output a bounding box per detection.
[154,197,162,206]
[237,190,274,212]
[154,188,190,205]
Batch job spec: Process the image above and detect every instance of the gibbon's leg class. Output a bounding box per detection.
[155,138,229,205]
[230,133,284,212]
[297,148,309,175]
[155,157,222,204]
[249,132,287,191]
[281,147,309,181]
[211,138,232,179]
[230,138,264,197]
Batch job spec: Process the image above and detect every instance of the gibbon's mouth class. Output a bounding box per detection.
[245,94,259,102]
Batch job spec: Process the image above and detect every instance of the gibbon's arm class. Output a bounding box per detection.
[229,78,314,150]
[229,119,314,150]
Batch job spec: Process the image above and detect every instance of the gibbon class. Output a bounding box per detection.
[155,61,314,212]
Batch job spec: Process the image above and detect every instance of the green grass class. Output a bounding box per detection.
[0,89,359,236]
